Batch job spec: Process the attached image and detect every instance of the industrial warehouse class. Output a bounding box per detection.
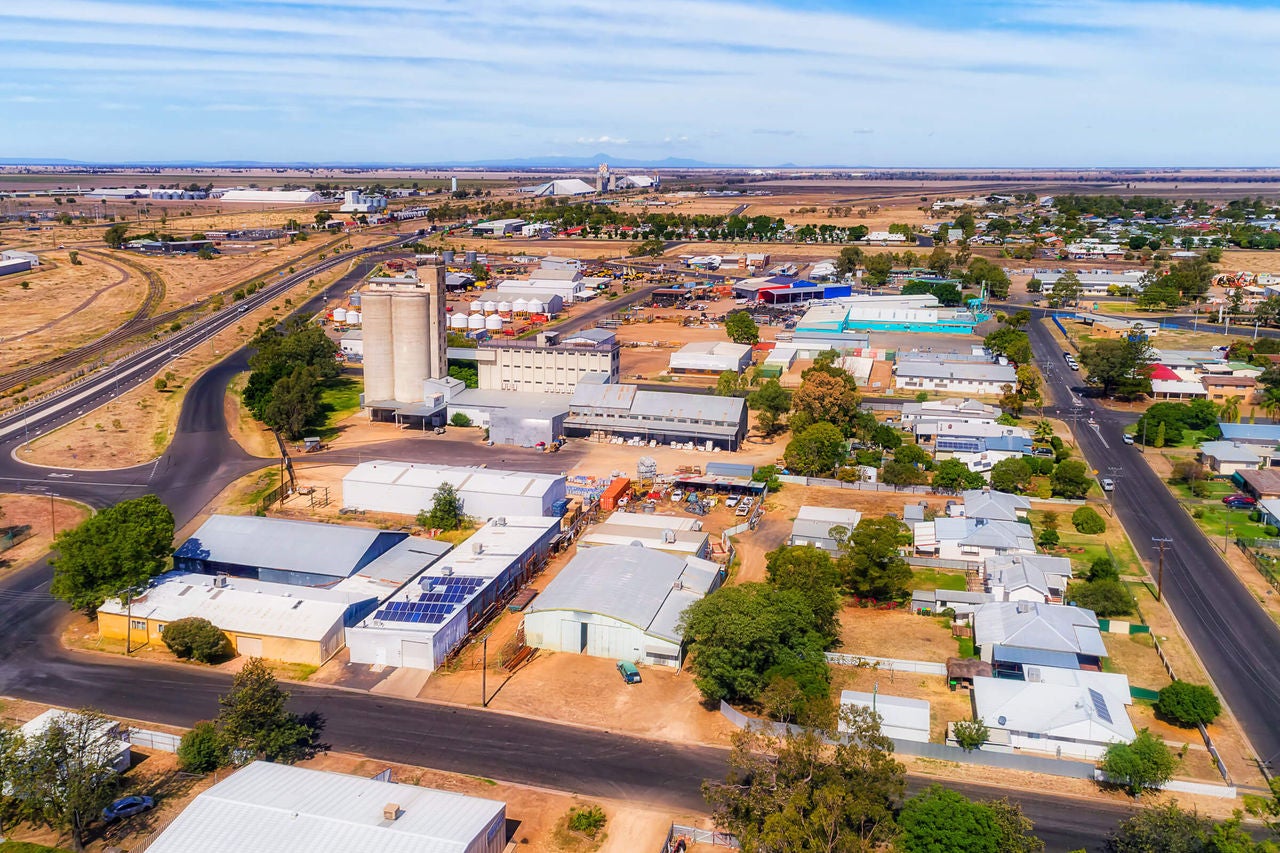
[341,461,567,519]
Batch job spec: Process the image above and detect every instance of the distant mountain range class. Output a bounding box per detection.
[0,153,743,169]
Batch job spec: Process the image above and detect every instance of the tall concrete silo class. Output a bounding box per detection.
[360,287,395,402]
[360,259,448,407]
[391,284,430,402]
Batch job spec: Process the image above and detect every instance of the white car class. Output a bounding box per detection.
[1122,434,1135,445]
[1101,478,1115,491]
[735,505,750,517]
[670,490,684,503]
[725,496,740,508]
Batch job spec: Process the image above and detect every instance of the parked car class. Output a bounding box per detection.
[1224,498,1254,509]
[1122,433,1135,445]
[670,490,684,503]
[735,505,750,517]
[1223,494,1257,506]
[616,660,642,684]
[1031,446,1054,457]
[103,796,154,822]
[725,496,740,507]
[1101,478,1115,491]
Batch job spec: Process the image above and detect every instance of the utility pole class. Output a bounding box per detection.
[481,633,490,708]
[1153,537,1173,602]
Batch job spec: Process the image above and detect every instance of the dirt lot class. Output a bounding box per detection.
[837,608,958,664]
[0,494,90,575]
[831,666,973,742]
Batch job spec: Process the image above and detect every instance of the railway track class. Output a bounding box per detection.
[0,232,359,397]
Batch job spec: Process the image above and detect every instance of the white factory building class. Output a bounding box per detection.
[342,460,567,520]
[523,543,723,667]
[215,189,322,204]
[669,341,753,374]
[346,516,559,671]
[472,329,619,393]
[519,178,597,197]
[144,762,508,853]
[338,190,387,213]
[577,511,710,558]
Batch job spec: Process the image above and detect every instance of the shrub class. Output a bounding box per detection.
[162,616,232,662]
[1066,579,1133,617]
[953,718,989,751]
[1037,529,1060,549]
[177,720,226,772]
[1088,557,1119,582]
[1072,506,1107,534]
[566,804,607,837]
[1155,681,1222,727]
[449,411,473,427]
[1268,525,1280,538]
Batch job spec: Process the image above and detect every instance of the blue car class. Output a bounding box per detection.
[103,795,154,822]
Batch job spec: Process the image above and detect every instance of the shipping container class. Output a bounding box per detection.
[599,477,632,512]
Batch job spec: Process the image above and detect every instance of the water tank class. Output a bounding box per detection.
[469,300,483,313]
[467,313,486,330]
[442,249,455,265]
[513,298,529,314]
[347,311,361,324]
[527,298,544,314]
[483,300,497,314]
[332,307,348,323]
[348,291,361,307]
[485,314,503,330]
[361,290,395,402]
[449,313,469,329]
[465,250,477,264]
[497,301,512,313]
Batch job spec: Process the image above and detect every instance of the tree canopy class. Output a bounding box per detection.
[50,495,175,614]
[765,545,840,640]
[834,517,911,601]
[791,371,860,433]
[932,458,987,492]
[1079,337,1155,400]
[1155,682,1222,728]
[218,658,325,764]
[725,311,760,345]
[1100,728,1177,796]
[784,422,848,476]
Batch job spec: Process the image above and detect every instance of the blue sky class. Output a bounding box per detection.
[1,0,1278,166]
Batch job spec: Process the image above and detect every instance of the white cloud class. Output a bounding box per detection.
[0,0,1276,164]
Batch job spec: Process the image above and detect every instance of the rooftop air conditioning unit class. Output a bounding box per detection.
[383,804,401,821]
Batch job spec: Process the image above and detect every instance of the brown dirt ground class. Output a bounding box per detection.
[831,666,974,743]
[837,608,958,664]
[0,494,91,574]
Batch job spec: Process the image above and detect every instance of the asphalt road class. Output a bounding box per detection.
[1027,311,1280,775]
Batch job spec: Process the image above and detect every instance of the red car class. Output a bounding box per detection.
[1223,494,1256,507]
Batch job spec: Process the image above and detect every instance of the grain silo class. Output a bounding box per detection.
[467,313,486,330]
[485,314,503,331]
[449,313,469,329]
[358,258,448,407]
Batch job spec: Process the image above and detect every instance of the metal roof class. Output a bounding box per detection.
[344,461,564,498]
[174,515,405,579]
[1219,422,1280,442]
[961,489,1031,521]
[145,761,504,853]
[973,676,1134,744]
[527,544,720,643]
[335,537,453,599]
[975,601,1106,657]
[791,506,861,543]
[1199,441,1261,464]
[895,360,1017,383]
[839,690,930,733]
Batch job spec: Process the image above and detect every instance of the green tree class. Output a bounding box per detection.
[953,718,989,751]
[835,517,911,601]
[217,658,323,764]
[864,252,894,286]
[177,720,227,773]
[986,798,1046,853]
[715,370,744,397]
[449,411,473,427]
[1105,801,1214,852]
[791,372,859,432]
[680,584,830,703]
[765,545,840,640]
[1089,556,1120,582]
[703,706,904,852]
[964,257,1011,299]
[1079,337,1155,400]
[0,721,21,837]
[629,237,665,257]
[990,457,1033,494]
[1155,682,1222,727]
[103,223,129,248]
[747,379,791,436]
[50,495,175,614]
[1072,505,1107,534]
[1067,579,1134,617]
[932,458,986,491]
[1051,460,1093,499]
[984,326,1033,365]
[835,246,864,278]
[894,443,933,469]
[1100,729,1177,796]
[784,422,848,476]
[7,709,123,851]
[725,311,760,345]
[162,617,232,663]
[424,482,466,531]
[262,366,320,440]
[881,460,929,486]
[898,785,1001,853]
[1051,270,1082,307]
[927,246,952,276]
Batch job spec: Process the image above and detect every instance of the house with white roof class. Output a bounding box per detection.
[972,675,1134,759]
[973,600,1107,672]
[145,761,507,853]
[20,709,132,774]
[913,517,1035,566]
[788,506,861,553]
[983,554,1072,604]
[894,361,1017,396]
[1199,440,1265,476]
[960,489,1031,522]
[342,461,567,519]
[839,691,931,743]
[900,398,1001,428]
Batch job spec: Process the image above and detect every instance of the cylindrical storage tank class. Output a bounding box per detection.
[467,313,486,330]
[469,300,483,313]
[513,298,529,314]
[450,313,469,329]
[391,292,430,403]
[498,301,512,313]
[483,300,497,314]
[361,290,395,402]
[485,314,503,331]
[528,298,544,314]
[465,250,477,264]
[333,307,348,323]
[347,311,361,325]
[349,291,361,307]
[442,249,455,265]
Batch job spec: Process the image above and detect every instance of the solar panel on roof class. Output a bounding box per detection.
[1088,688,1112,723]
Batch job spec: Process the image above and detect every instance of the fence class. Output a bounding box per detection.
[128,727,182,753]
[776,474,932,495]
[660,824,740,851]
[1151,636,1233,786]
[907,556,973,571]
[1236,537,1280,594]
[0,525,33,555]
[824,652,948,676]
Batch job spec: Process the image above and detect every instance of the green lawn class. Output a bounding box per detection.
[0,843,73,853]
[1029,509,1144,577]
[909,568,967,592]
[315,376,362,438]
[1168,479,1236,501]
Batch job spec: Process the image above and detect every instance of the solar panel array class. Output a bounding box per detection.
[1087,688,1112,723]
[373,576,488,625]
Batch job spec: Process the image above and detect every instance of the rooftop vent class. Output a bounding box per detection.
[1016,601,1033,614]
[494,517,507,527]
[383,803,402,821]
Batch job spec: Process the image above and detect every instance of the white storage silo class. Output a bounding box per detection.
[469,300,483,313]
[333,307,348,323]
[485,314,503,331]
[528,298,544,315]
[483,300,497,314]
[360,289,395,402]
[467,313,486,330]
[450,313,469,329]
[498,301,512,314]
[513,298,529,314]
[347,311,361,324]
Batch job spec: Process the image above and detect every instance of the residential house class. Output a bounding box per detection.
[914,517,1036,566]
[972,600,1107,672]
[788,506,862,553]
[894,361,1017,396]
[972,675,1134,759]
[1237,468,1280,500]
[1201,375,1257,403]
[961,489,1031,522]
[1199,441,1264,477]
[983,554,1072,603]
[900,398,1001,428]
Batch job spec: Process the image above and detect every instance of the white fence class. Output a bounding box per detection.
[128,727,182,753]
[661,824,740,851]
[823,652,948,676]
